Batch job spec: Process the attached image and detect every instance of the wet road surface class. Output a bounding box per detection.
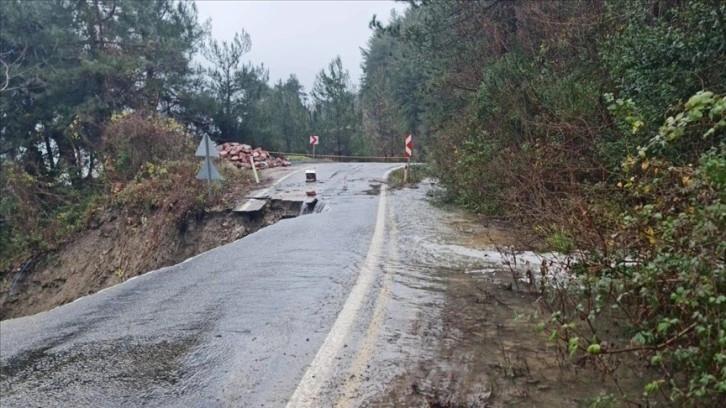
[1,163,623,407]
[1,163,403,407]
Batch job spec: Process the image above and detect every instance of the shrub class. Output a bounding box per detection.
[545,92,725,405]
[102,112,195,182]
[112,159,211,222]
[0,162,101,271]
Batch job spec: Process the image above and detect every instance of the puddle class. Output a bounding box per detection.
[366,184,382,195]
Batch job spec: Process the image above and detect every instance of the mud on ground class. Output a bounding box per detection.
[374,269,639,407]
[366,188,644,408]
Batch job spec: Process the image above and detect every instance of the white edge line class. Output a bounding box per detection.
[285,165,403,408]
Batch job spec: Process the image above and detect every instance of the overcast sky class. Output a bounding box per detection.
[194,0,408,94]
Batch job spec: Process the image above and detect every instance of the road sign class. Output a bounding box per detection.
[404,133,413,183]
[310,135,319,158]
[195,134,222,200]
[196,157,222,181]
[195,134,220,158]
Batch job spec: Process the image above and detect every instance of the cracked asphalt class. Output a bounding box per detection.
[1,163,401,408]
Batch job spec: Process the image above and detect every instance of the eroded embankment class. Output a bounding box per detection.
[0,198,319,320]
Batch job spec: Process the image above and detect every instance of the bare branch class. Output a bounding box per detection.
[0,56,10,91]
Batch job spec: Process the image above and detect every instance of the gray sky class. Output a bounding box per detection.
[194,0,408,94]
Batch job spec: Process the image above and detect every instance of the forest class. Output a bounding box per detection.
[360,0,724,405]
[1,0,725,405]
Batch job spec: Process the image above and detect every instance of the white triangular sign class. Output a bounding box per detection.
[195,134,220,158]
[196,158,223,181]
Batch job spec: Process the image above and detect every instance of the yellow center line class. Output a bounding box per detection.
[334,197,400,407]
[285,166,402,408]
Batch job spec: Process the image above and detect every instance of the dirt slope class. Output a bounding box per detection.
[0,170,293,321]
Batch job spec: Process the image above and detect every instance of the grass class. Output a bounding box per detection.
[534,225,575,253]
[387,163,430,187]
[285,154,316,162]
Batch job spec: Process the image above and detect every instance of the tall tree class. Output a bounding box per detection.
[360,10,428,157]
[235,62,270,144]
[0,0,205,183]
[202,30,250,141]
[201,30,270,143]
[311,56,361,156]
[258,75,310,152]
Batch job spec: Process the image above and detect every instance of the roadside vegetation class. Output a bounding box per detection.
[0,1,373,281]
[284,154,318,163]
[1,0,724,405]
[387,164,430,187]
[361,0,725,405]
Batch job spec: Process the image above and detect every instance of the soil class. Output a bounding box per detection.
[0,169,294,321]
[357,184,647,408]
[372,268,640,407]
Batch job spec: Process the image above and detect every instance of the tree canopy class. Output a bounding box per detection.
[311,56,362,156]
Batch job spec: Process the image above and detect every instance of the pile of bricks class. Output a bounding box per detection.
[217,143,291,169]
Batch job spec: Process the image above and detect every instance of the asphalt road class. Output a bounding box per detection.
[0,163,404,407]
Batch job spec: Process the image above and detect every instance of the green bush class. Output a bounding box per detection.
[600,0,726,162]
[387,163,430,187]
[0,163,102,271]
[102,112,195,183]
[547,92,725,405]
[112,159,211,222]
